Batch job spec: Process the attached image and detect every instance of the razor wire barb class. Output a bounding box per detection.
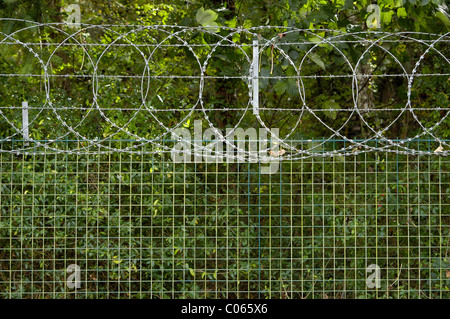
[0,19,449,159]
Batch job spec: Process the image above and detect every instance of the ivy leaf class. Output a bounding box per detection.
[196,7,220,32]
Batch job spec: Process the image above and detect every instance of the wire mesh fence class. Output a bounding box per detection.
[0,139,448,298]
[0,20,449,298]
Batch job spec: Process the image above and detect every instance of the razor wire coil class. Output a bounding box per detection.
[0,19,448,159]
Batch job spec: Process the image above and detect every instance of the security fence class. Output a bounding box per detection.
[0,20,448,298]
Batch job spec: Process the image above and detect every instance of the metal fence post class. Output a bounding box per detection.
[252,40,259,116]
[22,101,29,146]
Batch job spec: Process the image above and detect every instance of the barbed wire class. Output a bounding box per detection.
[0,19,448,159]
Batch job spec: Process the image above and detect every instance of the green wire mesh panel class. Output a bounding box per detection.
[0,139,448,298]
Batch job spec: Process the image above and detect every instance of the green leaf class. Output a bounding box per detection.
[397,7,407,18]
[196,7,220,32]
[309,52,326,70]
[189,268,195,278]
[287,79,299,96]
[381,10,395,24]
[436,12,450,29]
[288,50,300,61]
[274,81,288,95]
[196,7,218,25]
